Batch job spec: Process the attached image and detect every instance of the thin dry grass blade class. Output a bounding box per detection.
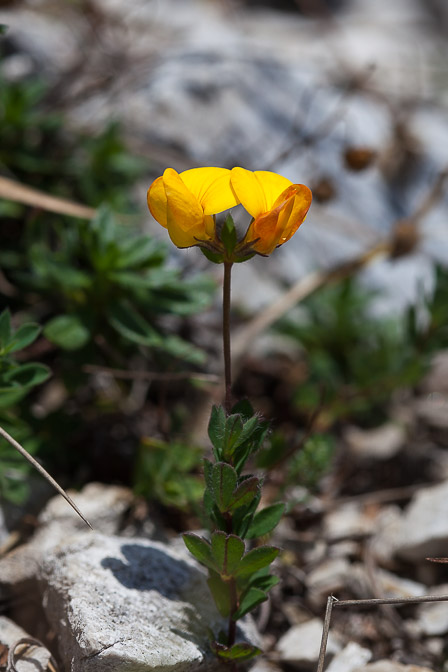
[0,425,92,529]
[0,176,95,219]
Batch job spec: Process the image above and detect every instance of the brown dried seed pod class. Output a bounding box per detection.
[344,146,377,172]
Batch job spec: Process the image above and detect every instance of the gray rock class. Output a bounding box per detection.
[416,395,448,430]
[420,351,448,396]
[0,483,134,587]
[417,584,448,636]
[307,558,350,606]
[324,502,376,542]
[0,616,52,672]
[398,481,448,561]
[350,565,426,600]
[370,506,404,566]
[276,617,342,667]
[344,423,405,460]
[39,532,250,671]
[354,662,434,672]
[326,642,372,672]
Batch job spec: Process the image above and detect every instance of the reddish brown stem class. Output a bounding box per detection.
[223,262,233,414]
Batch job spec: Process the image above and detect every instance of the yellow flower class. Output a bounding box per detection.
[147,167,238,249]
[230,167,312,256]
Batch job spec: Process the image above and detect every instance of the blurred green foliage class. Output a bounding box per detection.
[0,64,215,505]
[0,309,50,503]
[134,437,204,510]
[276,271,448,425]
[0,74,143,212]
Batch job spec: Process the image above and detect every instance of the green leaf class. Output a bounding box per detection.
[3,363,51,388]
[236,546,279,578]
[228,476,259,512]
[212,462,238,511]
[232,415,260,449]
[5,323,41,354]
[211,532,245,577]
[249,572,279,593]
[233,587,268,620]
[207,570,232,617]
[0,309,11,349]
[208,405,226,458]
[222,414,244,459]
[246,502,285,539]
[182,533,215,572]
[210,642,262,662]
[115,236,165,269]
[44,315,90,351]
[220,214,237,257]
[108,301,160,347]
[203,458,213,490]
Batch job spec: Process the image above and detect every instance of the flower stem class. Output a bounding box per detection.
[223,261,233,415]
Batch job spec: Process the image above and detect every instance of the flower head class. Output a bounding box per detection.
[147,166,312,259]
[147,167,238,249]
[230,167,312,256]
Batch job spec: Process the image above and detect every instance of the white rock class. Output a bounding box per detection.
[326,642,372,672]
[416,395,448,430]
[370,506,404,565]
[350,565,426,600]
[354,662,434,672]
[0,616,52,671]
[420,350,448,395]
[276,618,341,667]
[249,660,282,672]
[0,483,134,586]
[398,481,448,561]
[417,584,448,635]
[39,532,250,671]
[344,424,405,460]
[307,558,350,606]
[324,502,376,541]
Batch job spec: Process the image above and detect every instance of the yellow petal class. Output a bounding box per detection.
[252,171,293,210]
[163,168,205,248]
[230,167,269,218]
[147,176,168,229]
[180,167,238,215]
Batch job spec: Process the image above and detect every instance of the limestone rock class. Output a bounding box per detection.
[397,481,448,561]
[420,350,448,396]
[354,662,434,672]
[0,483,134,587]
[417,584,448,636]
[370,506,404,566]
[39,532,253,671]
[350,565,426,600]
[326,642,372,672]
[306,558,350,606]
[344,423,405,460]
[416,395,448,430]
[276,618,341,667]
[324,502,376,542]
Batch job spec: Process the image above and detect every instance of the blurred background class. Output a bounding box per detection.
[3,1,448,667]
[1,0,448,537]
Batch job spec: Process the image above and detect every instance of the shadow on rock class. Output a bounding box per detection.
[101,542,199,599]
